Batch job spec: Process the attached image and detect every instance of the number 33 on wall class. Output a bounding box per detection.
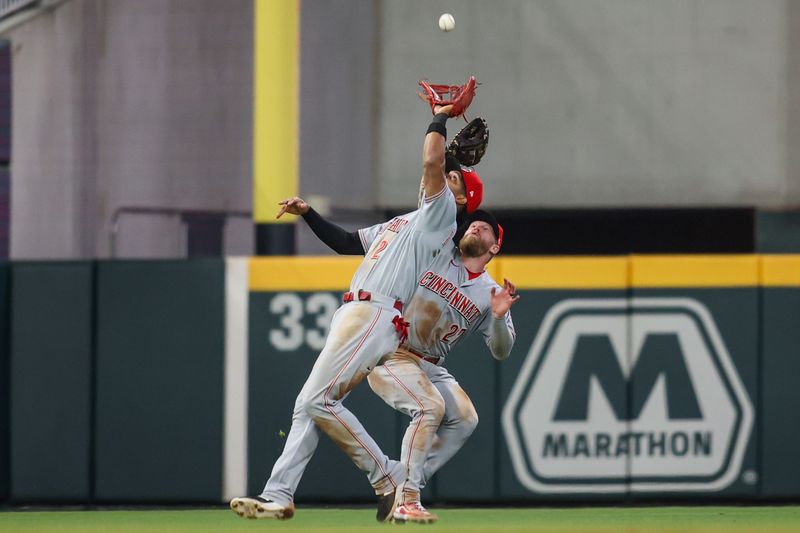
[268,293,339,351]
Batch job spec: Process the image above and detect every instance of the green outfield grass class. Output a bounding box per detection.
[0,506,798,533]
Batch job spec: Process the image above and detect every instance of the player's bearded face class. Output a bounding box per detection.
[459,232,490,257]
[459,221,498,257]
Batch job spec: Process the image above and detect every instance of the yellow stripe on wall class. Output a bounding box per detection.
[761,255,800,287]
[499,256,629,289]
[249,257,361,291]
[250,257,508,292]
[253,0,299,223]
[247,255,800,292]
[630,255,759,288]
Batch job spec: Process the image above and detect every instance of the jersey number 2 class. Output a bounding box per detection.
[442,324,467,344]
[370,240,388,260]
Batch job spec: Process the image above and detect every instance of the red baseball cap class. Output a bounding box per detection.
[460,166,483,214]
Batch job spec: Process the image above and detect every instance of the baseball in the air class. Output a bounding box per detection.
[438,13,455,32]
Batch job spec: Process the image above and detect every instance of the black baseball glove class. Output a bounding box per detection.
[447,117,489,167]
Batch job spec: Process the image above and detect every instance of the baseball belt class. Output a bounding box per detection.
[343,289,404,312]
[399,343,441,366]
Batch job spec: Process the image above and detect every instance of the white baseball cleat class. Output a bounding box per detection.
[392,501,439,524]
[229,496,295,520]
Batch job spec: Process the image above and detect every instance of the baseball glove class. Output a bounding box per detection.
[447,117,489,166]
[418,76,477,118]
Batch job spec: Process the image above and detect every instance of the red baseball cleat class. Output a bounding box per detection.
[392,501,439,524]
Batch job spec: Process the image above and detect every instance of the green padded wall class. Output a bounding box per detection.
[628,288,759,499]
[0,264,9,502]
[94,260,224,502]
[496,290,629,502]
[760,288,800,497]
[10,262,93,501]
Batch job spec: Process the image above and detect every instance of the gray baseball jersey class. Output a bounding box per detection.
[258,183,459,507]
[354,185,457,304]
[404,245,516,364]
[367,245,516,503]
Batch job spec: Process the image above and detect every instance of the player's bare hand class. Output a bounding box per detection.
[433,103,454,116]
[490,278,520,319]
[416,92,454,117]
[505,278,517,297]
[276,197,310,219]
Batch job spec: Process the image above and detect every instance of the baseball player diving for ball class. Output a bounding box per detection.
[230,79,480,522]
[284,204,517,523]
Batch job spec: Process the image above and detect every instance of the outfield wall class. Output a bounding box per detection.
[1,256,799,503]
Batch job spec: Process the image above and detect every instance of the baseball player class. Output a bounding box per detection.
[291,204,516,523]
[369,209,517,522]
[230,99,481,522]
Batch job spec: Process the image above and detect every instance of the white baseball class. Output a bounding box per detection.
[438,13,455,32]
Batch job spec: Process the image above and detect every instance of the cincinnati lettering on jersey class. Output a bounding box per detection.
[386,217,409,233]
[419,271,481,323]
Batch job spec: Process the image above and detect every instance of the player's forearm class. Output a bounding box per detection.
[423,113,448,163]
[487,314,515,361]
[301,208,365,255]
[421,113,449,195]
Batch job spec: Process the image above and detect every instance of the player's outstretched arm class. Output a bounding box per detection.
[486,278,520,360]
[421,103,454,199]
[276,197,365,255]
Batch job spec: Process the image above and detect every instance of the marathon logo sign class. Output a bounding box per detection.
[502,298,753,493]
